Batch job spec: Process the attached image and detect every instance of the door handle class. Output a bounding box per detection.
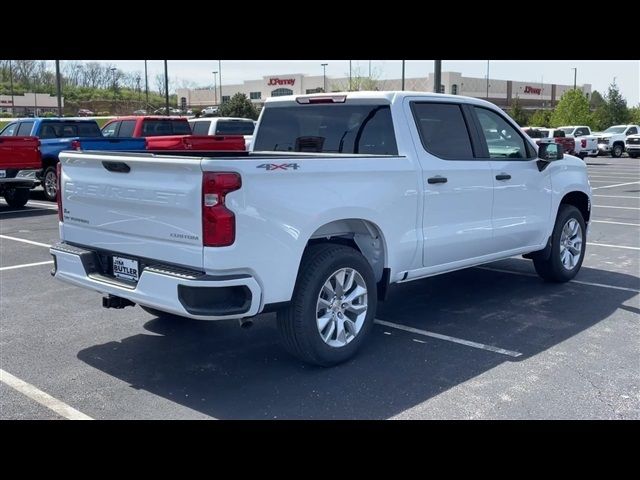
[427,176,448,184]
[495,174,511,181]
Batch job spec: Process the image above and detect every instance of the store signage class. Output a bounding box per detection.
[0,100,13,105]
[268,78,295,86]
[524,86,542,95]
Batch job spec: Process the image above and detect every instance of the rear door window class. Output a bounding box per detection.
[411,102,474,159]
[190,121,211,135]
[117,120,136,137]
[253,104,398,154]
[17,122,34,136]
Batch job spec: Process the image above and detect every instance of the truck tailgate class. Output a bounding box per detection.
[59,151,204,269]
[0,136,41,169]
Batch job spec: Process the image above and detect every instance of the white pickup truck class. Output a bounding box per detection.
[558,125,598,159]
[625,134,640,158]
[50,92,592,366]
[594,124,640,157]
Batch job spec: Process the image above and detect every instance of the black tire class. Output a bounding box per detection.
[533,205,586,283]
[3,188,30,208]
[611,143,624,158]
[277,243,377,367]
[42,166,58,202]
[139,305,187,320]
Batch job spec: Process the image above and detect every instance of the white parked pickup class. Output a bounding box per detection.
[50,92,592,366]
[558,125,598,159]
[189,117,255,150]
[594,124,640,157]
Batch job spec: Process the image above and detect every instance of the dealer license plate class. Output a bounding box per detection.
[112,256,139,282]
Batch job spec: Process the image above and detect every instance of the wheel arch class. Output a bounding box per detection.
[560,190,591,223]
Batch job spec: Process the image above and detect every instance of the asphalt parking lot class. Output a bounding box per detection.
[1,156,639,420]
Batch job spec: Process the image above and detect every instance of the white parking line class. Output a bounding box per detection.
[374,319,522,357]
[0,369,93,420]
[0,234,51,248]
[587,242,640,251]
[589,176,640,180]
[476,266,640,293]
[594,205,640,210]
[24,201,57,209]
[592,181,640,190]
[0,260,54,272]
[591,220,640,227]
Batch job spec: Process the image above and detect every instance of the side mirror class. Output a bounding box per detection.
[575,132,582,137]
[537,142,564,171]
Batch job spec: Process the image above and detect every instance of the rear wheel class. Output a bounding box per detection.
[277,244,377,366]
[533,205,586,282]
[611,143,624,158]
[42,166,58,202]
[3,188,30,208]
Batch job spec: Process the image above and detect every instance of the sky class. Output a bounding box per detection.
[91,60,639,106]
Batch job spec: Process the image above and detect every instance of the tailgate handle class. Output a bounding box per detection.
[102,161,131,173]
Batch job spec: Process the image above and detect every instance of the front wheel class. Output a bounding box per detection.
[533,205,586,282]
[611,143,623,158]
[42,166,58,202]
[277,244,377,367]
[3,188,30,208]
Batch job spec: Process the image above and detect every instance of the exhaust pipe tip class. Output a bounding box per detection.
[102,295,136,309]
[239,318,253,329]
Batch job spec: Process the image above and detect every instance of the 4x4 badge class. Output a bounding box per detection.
[257,163,300,171]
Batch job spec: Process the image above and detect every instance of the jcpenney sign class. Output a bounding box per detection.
[524,86,542,95]
[268,78,295,86]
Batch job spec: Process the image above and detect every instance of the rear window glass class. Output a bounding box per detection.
[253,104,398,155]
[39,121,101,139]
[215,120,255,136]
[190,121,211,135]
[141,120,192,136]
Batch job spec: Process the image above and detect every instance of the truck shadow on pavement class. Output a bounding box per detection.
[77,259,638,419]
[0,205,57,220]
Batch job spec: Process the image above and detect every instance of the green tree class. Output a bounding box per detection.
[218,92,259,120]
[591,82,630,130]
[629,106,640,125]
[529,109,553,127]
[550,89,591,127]
[508,96,529,126]
[589,90,605,110]
[331,65,382,92]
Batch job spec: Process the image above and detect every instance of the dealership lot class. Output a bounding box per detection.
[1,157,639,419]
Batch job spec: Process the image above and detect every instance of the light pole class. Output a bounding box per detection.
[33,75,38,116]
[164,60,169,115]
[572,67,577,90]
[369,60,372,78]
[321,63,328,92]
[486,60,490,99]
[110,67,117,112]
[401,60,405,90]
[349,60,352,91]
[144,60,149,107]
[136,75,141,104]
[55,60,62,117]
[9,60,14,115]
[434,60,442,93]
[212,71,218,105]
[218,60,222,105]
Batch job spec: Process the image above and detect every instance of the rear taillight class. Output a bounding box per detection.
[581,139,587,148]
[202,172,241,247]
[70,140,81,150]
[56,162,63,222]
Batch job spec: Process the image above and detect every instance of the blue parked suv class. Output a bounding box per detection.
[0,118,146,201]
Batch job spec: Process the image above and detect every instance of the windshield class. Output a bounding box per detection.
[253,104,398,155]
[604,126,626,134]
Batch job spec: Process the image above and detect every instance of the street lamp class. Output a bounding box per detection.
[572,67,577,90]
[212,71,218,105]
[136,75,141,103]
[55,60,62,117]
[110,67,117,109]
[9,60,14,115]
[321,63,328,93]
